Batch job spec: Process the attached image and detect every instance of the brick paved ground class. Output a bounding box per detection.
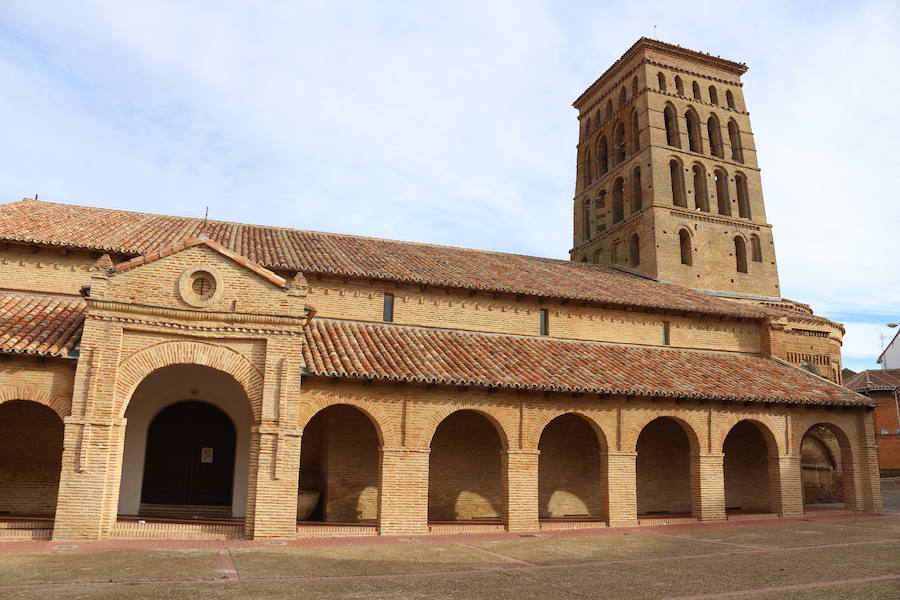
[0,513,897,599]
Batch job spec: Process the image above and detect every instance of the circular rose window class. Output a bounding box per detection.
[191,271,217,300]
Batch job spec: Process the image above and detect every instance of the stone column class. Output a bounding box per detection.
[53,417,127,540]
[378,447,430,535]
[769,454,803,518]
[505,449,540,532]
[246,425,301,539]
[691,452,726,521]
[604,451,637,527]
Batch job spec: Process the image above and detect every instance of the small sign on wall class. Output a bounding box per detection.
[201,447,214,463]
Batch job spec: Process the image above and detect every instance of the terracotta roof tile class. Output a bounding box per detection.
[302,318,871,407]
[0,199,770,320]
[0,293,85,357]
[844,369,900,392]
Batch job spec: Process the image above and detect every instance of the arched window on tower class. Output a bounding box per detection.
[612,177,625,223]
[657,72,667,91]
[596,190,607,233]
[679,229,692,265]
[726,89,736,109]
[708,114,724,158]
[597,136,609,176]
[750,234,762,262]
[632,76,638,98]
[606,99,613,121]
[631,166,642,213]
[692,164,709,211]
[664,104,680,147]
[728,120,744,163]
[735,173,751,218]
[675,75,684,95]
[685,109,703,153]
[670,160,687,208]
[584,116,591,138]
[618,86,627,108]
[692,81,701,100]
[630,110,640,153]
[613,121,626,164]
[582,199,591,241]
[629,233,640,266]
[715,168,730,215]
[734,236,748,273]
[709,86,719,105]
[584,149,593,186]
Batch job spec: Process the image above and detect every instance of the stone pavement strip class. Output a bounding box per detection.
[0,512,897,599]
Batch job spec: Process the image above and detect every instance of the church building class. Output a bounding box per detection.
[0,38,882,541]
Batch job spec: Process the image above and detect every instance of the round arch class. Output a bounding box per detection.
[633,415,701,516]
[525,410,611,451]
[623,412,703,454]
[0,386,71,420]
[795,421,856,509]
[297,393,393,447]
[721,419,779,514]
[418,405,513,451]
[714,416,783,456]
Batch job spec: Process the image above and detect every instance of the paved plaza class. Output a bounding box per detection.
[0,512,897,599]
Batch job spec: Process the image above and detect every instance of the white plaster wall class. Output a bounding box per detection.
[118,364,253,517]
[880,331,900,369]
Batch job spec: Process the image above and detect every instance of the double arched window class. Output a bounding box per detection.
[679,229,692,265]
[708,114,724,158]
[670,160,687,207]
[692,164,709,212]
[728,119,744,163]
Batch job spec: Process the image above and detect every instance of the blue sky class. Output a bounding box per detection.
[1,1,898,371]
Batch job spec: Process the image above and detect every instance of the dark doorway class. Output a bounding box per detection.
[141,401,236,508]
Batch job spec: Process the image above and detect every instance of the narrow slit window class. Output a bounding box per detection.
[383,293,394,322]
[662,322,671,345]
[540,308,549,336]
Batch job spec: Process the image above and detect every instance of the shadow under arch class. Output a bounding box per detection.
[428,409,507,524]
[635,416,701,517]
[298,404,381,524]
[722,419,780,514]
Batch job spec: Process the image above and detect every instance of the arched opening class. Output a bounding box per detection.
[675,75,684,96]
[0,400,64,519]
[692,81,701,100]
[630,110,640,153]
[605,99,613,121]
[664,104,680,147]
[685,109,703,153]
[750,234,762,262]
[679,229,692,265]
[618,86,627,109]
[595,191,607,234]
[613,121,626,164]
[709,86,719,105]
[692,163,709,211]
[734,236,748,273]
[298,405,380,524]
[631,76,638,98]
[723,421,775,514]
[583,116,591,138]
[582,199,592,241]
[584,149,593,186]
[631,166,642,212]
[715,169,730,215]
[726,89,736,109]
[708,114,724,158]
[612,177,625,223]
[538,414,604,521]
[597,136,609,176]
[636,418,694,516]
[119,364,253,520]
[670,160,687,207]
[629,233,640,266]
[735,173,751,218]
[728,119,744,163]
[428,410,505,523]
[657,71,667,91]
[801,424,852,511]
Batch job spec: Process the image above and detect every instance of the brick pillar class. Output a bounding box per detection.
[378,447,429,535]
[603,451,637,527]
[246,425,301,539]
[769,454,803,518]
[53,417,127,540]
[505,449,540,532]
[856,442,884,513]
[691,453,726,521]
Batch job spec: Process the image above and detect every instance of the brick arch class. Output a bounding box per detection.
[714,415,784,457]
[623,411,704,454]
[422,406,513,451]
[116,340,263,420]
[524,410,612,452]
[792,417,860,509]
[297,392,396,447]
[0,386,71,420]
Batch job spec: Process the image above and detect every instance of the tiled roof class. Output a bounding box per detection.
[0,293,85,357]
[844,369,900,392]
[0,199,770,320]
[302,318,870,407]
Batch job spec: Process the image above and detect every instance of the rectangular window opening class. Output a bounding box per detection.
[383,293,394,322]
[662,321,671,345]
[540,309,549,336]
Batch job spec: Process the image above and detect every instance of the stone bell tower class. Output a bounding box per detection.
[570,38,780,300]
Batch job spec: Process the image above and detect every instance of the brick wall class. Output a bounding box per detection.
[321,406,379,521]
[428,411,504,521]
[870,390,900,475]
[723,421,770,511]
[800,426,843,504]
[636,418,692,514]
[0,400,64,515]
[538,414,603,518]
[0,244,99,296]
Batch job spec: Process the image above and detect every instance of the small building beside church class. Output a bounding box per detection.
[0,38,882,541]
